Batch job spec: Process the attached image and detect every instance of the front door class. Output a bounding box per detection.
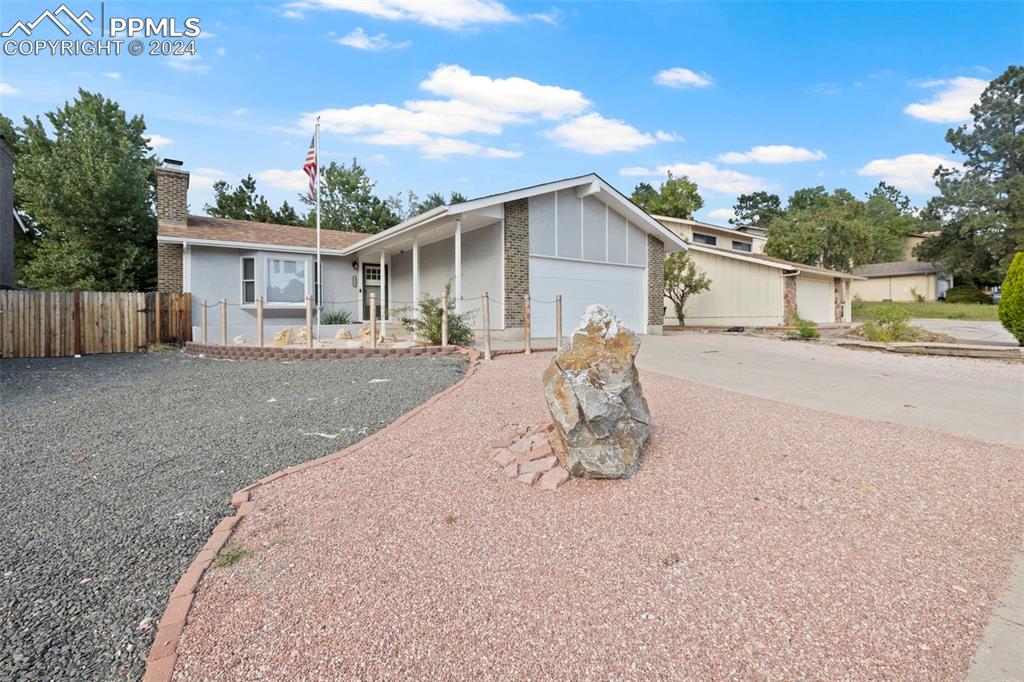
[362,263,388,320]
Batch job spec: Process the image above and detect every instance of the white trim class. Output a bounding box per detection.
[527,252,645,269]
[157,235,345,257]
[499,214,506,330]
[182,242,192,294]
[239,254,256,305]
[454,218,462,314]
[357,253,363,322]
[688,243,864,279]
[412,239,420,339]
[380,250,387,333]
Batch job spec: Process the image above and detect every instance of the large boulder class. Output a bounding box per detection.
[542,305,651,479]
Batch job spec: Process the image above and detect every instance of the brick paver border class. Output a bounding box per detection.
[141,347,482,682]
[184,342,464,361]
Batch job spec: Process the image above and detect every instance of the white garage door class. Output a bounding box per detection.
[796,276,834,323]
[529,256,644,337]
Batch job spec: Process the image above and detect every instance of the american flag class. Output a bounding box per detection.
[303,134,317,200]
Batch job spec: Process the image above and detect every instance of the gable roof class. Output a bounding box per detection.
[689,243,864,279]
[158,215,365,253]
[852,261,943,277]
[654,215,765,241]
[341,173,689,255]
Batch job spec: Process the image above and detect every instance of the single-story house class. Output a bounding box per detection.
[664,243,863,327]
[850,261,952,301]
[655,215,766,254]
[155,164,686,340]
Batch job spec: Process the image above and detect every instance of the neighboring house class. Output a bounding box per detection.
[901,231,940,261]
[655,215,766,254]
[0,138,13,289]
[850,261,952,301]
[156,164,685,339]
[666,244,863,327]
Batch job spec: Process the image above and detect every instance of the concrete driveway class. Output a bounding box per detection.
[637,332,1022,448]
[912,318,1018,346]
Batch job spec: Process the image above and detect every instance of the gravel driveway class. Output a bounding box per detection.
[0,351,466,681]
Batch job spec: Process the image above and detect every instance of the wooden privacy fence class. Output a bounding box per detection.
[0,290,192,359]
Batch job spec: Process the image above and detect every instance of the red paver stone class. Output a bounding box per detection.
[493,449,516,467]
[519,456,556,475]
[502,462,518,478]
[539,467,570,490]
[517,470,541,485]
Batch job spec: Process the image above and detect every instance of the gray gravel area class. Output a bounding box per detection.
[0,350,466,681]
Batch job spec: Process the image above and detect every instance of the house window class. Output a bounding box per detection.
[266,257,307,303]
[241,257,255,304]
[732,240,752,252]
[692,232,717,246]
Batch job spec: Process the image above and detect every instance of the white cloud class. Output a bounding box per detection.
[654,67,712,89]
[419,137,521,159]
[707,208,736,222]
[904,77,986,123]
[286,0,518,30]
[190,168,229,189]
[167,53,209,74]
[857,153,961,193]
[0,82,20,95]
[147,134,172,149]
[420,64,588,119]
[255,169,311,191]
[717,145,827,164]
[337,27,411,50]
[232,107,249,116]
[655,130,683,142]
[216,46,226,56]
[312,99,515,137]
[620,162,768,194]
[547,113,656,154]
[102,71,121,79]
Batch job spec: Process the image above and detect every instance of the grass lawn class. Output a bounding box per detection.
[853,300,999,321]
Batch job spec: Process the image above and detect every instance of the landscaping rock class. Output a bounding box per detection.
[233,335,248,345]
[272,328,293,346]
[493,449,516,467]
[542,305,651,479]
[519,456,556,475]
[502,462,519,478]
[335,329,353,340]
[517,470,541,485]
[539,467,570,490]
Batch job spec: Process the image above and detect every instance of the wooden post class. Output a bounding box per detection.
[73,288,82,355]
[369,293,377,349]
[219,298,227,345]
[305,295,313,349]
[523,293,531,355]
[201,300,208,344]
[183,293,193,343]
[441,293,449,348]
[256,297,264,347]
[154,293,162,346]
[555,294,562,351]
[482,291,491,361]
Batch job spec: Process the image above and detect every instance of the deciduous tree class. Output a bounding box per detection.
[301,157,402,233]
[730,191,782,227]
[663,251,711,324]
[631,173,703,219]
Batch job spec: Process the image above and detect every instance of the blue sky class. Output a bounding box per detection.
[1,0,1021,223]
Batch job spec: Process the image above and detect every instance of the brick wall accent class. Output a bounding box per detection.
[157,242,183,293]
[156,167,189,223]
[503,199,529,328]
[783,275,797,324]
[647,235,665,328]
[834,279,844,323]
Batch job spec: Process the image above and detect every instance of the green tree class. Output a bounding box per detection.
[631,172,703,219]
[765,188,868,270]
[409,191,469,216]
[787,186,829,212]
[862,182,921,263]
[731,191,782,227]
[917,66,1024,285]
[663,251,711,324]
[998,251,1024,345]
[14,89,156,290]
[301,157,401,233]
[205,175,303,225]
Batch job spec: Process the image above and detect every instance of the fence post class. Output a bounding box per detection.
[369,293,377,349]
[154,293,162,346]
[256,297,264,347]
[73,288,82,356]
[441,293,449,348]
[555,294,562,351]
[183,294,193,343]
[523,294,531,355]
[305,295,313,349]
[481,291,491,361]
[201,300,208,344]
[219,298,227,345]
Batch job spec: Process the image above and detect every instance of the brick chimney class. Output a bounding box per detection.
[156,160,189,224]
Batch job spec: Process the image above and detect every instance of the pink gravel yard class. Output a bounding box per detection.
[172,353,1024,680]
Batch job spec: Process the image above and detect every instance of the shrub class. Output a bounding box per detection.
[910,286,925,303]
[789,313,819,339]
[860,303,913,342]
[397,282,475,346]
[998,252,1024,345]
[320,308,351,325]
[945,285,994,304]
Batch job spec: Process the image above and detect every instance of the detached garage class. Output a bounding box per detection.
[668,244,862,327]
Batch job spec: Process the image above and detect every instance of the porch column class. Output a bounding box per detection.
[412,239,420,340]
[380,250,387,335]
[454,218,462,313]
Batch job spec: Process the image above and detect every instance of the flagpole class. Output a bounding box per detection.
[315,116,321,343]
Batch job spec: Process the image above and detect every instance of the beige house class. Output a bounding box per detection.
[901,231,940,261]
[654,215,766,254]
[850,261,952,301]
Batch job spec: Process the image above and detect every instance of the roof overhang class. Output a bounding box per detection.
[156,234,347,257]
[689,243,864,279]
